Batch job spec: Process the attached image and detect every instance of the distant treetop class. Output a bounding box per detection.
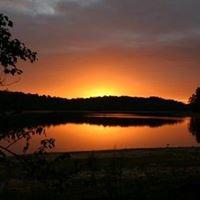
[189,87,200,112]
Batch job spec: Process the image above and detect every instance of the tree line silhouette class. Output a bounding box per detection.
[0,90,187,112]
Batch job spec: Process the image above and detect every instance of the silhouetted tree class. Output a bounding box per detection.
[189,87,200,112]
[0,13,37,85]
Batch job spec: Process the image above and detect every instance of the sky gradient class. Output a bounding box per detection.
[1,0,200,102]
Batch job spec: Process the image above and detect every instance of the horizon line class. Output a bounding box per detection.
[0,89,188,104]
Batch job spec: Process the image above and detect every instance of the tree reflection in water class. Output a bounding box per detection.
[189,115,200,143]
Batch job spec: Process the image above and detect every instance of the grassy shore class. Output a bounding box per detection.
[1,147,200,200]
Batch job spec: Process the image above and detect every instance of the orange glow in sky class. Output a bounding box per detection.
[84,87,119,97]
[5,52,194,103]
[1,0,200,103]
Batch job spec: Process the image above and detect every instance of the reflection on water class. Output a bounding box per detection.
[0,113,200,154]
[189,115,200,143]
[66,115,183,127]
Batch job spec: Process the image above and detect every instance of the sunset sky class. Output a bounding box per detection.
[1,0,200,102]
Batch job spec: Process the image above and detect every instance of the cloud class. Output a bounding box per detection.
[0,0,200,63]
[0,0,60,15]
[0,0,101,15]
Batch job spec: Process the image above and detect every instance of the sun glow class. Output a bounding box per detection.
[85,87,119,97]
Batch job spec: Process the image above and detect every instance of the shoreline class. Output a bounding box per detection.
[2,145,200,200]
[45,146,200,158]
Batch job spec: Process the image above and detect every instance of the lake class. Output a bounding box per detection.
[1,113,200,154]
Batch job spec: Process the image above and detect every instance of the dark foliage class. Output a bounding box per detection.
[189,87,200,112]
[0,90,187,112]
[189,115,200,143]
[0,13,37,79]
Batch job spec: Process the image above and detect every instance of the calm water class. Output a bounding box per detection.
[1,113,200,154]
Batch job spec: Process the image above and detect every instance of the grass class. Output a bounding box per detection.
[1,147,200,200]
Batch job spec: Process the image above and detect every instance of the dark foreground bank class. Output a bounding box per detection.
[1,147,200,200]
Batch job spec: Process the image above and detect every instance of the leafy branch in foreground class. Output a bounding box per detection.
[0,126,80,193]
[0,127,55,172]
[0,13,37,85]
